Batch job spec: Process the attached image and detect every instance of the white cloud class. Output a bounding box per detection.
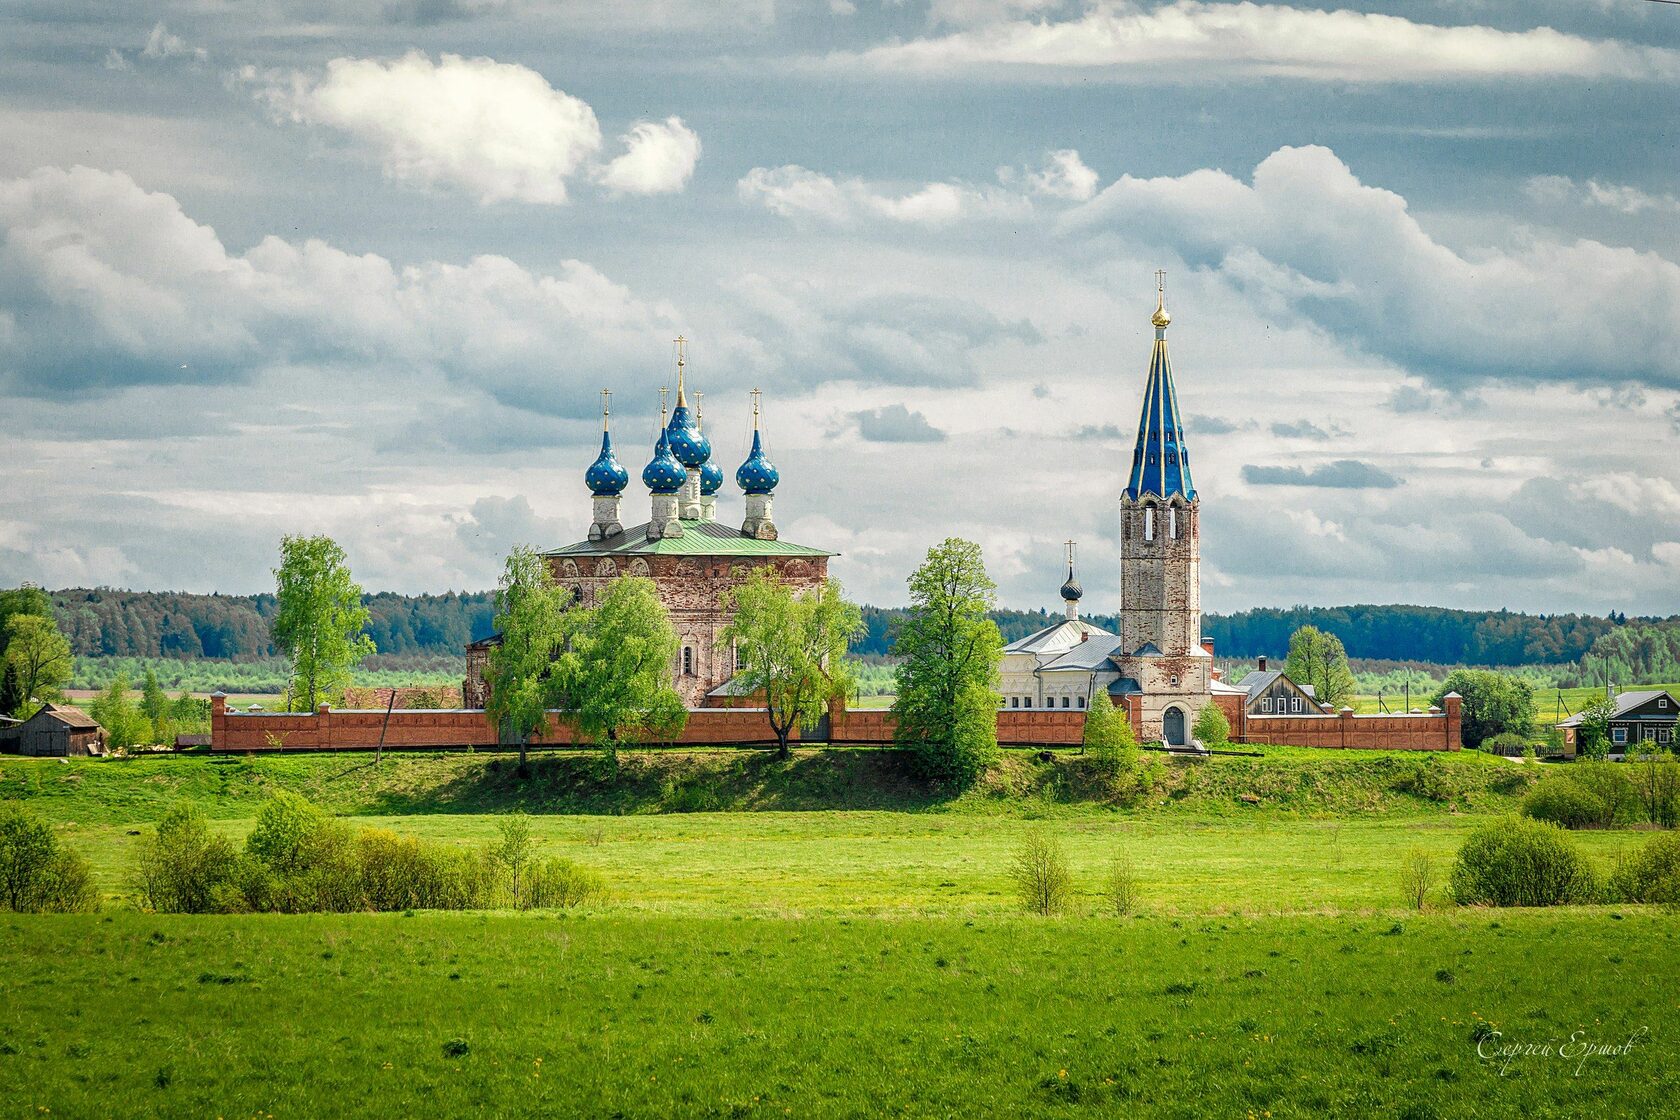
[738,164,1037,226]
[1026,149,1097,201]
[246,52,605,205]
[1064,144,1680,392]
[102,49,131,72]
[141,22,206,63]
[595,116,701,196]
[0,165,677,410]
[1525,174,1680,216]
[828,1,1680,83]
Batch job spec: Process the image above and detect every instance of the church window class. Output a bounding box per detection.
[1144,507,1156,542]
[1170,675,1179,687]
[1010,697,1019,709]
[1168,506,1178,539]
[1024,697,1032,708]
[1262,697,1272,713]
[682,647,694,676]
[1077,696,1086,709]
[1062,696,1070,708]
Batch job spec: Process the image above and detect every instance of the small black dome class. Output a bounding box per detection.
[1060,568,1083,602]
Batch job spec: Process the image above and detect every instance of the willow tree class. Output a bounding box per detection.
[723,569,862,758]
[486,545,572,769]
[892,538,1003,788]
[559,576,685,760]
[270,535,375,711]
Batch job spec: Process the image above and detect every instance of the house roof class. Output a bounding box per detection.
[1002,617,1114,657]
[1557,690,1678,727]
[1039,633,1125,672]
[547,519,831,559]
[35,704,99,729]
[1234,669,1282,703]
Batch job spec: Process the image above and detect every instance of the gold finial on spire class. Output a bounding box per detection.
[1066,539,1076,568]
[674,335,688,406]
[695,390,705,434]
[601,388,612,432]
[659,385,669,425]
[1151,269,1171,330]
[751,387,762,431]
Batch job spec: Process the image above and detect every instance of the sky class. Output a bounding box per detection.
[2,0,1678,618]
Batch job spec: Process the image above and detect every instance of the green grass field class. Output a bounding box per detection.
[2,748,1675,1117]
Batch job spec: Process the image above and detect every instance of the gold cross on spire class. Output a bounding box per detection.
[601,388,611,432]
[1066,539,1076,568]
[695,390,704,433]
[674,335,688,405]
[751,387,762,430]
[1155,269,1166,294]
[659,385,669,422]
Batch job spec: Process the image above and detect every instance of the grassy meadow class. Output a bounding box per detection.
[2,746,1675,1117]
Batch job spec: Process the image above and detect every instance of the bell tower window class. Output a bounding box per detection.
[1144,506,1156,542]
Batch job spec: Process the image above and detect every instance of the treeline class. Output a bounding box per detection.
[48,588,496,659]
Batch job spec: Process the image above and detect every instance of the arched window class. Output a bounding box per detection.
[1077,696,1086,709]
[1168,505,1178,540]
[682,647,694,676]
[1144,506,1156,542]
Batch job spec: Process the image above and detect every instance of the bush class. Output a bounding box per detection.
[525,857,606,909]
[1084,696,1139,771]
[1481,732,1531,757]
[1628,749,1680,829]
[1011,829,1072,916]
[1399,848,1436,911]
[1522,780,1607,830]
[1394,759,1459,803]
[1608,833,1680,908]
[1104,854,1139,916]
[1449,817,1598,907]
[355,828,488,911]
[1565,761,1636,827]
[135,806,243,914]
[0,805,98,913]
[1192,704,1230,749]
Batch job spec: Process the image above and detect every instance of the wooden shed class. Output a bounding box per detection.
[3,704,105,757]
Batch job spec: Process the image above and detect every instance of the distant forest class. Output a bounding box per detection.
[38,589,1674,677]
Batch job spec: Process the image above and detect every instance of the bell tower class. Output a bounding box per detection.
[1116,273,1210,743]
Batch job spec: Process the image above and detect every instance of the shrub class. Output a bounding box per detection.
[136,806,243,914]
[525,857,606,909]
[1192,704,1230,749]
[0,805,98,913]
[1481,732,1531,757]
[355,828,487,911]
[244,790,329,875]
[1083,696,1138,772]
[1011,829,1072,916]
[1608,833,1680,908]
[1522,780,1607,830]
[1449,817,1598,907]
[1394,759,1458,803]
[1628,749,1680,829]
[1565,761,1636,827]
[1399,848,1436,911]
[1104,854,1139,916]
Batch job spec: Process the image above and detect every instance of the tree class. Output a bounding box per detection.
[1431,669,1536,749]
[892,538,1003,788]
[0,661,21,719]
[0,586,52,660]
[1193,702,1231,749]
[3,613,73,715]
[1083,695,1139,771]
[89,673,147,750]
[485,546,572,770]
[270,535,375,711]
[561,577,686,759]
[141,667,171,744]
[722,569,863,758]
[0,805,97,914]
[1575,697,1615,760]
[1283,625,1356,710]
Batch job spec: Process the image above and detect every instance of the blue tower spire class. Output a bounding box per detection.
[1123,273,1196,502]
[584,388,630,496]
[642,388,686,494]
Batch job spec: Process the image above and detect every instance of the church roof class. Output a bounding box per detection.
[1124,291,1196,502]
[1039,633,1125,672]
[1003,618,1114,656]
[547,518,831,558]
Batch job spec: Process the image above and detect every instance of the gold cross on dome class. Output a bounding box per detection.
[1155,269,1166,294]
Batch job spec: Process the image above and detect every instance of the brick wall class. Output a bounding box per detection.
[211,691,1461,752]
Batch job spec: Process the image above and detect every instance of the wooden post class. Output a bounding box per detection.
[375,690,397,765]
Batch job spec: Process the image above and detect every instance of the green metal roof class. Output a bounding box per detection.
[546,519,833,559]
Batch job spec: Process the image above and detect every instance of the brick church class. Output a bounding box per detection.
[466,344,832,708]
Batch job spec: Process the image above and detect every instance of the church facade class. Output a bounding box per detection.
[1001,282,1250,747]
[466,345,833,709]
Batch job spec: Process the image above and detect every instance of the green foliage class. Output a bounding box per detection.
[1563,760,1637,827]
[1607,833,1680,907]
[1393,758,1460,803]
[1481,731,1531,757]
[0,804,97,913]
[1283,625,1357,710]
[723,570,863,757]
[1192,703,1230,748]
[270,535,376,711]
[892,538,1003,788]
[141,668,170,743]
[69,654,466,695]
[1010,829,1071,915]
[522,857,606,909]
[0,585,53,658]
[1628,747,1680,828]
[562,577,687,756]
[1104,853,1139,916]
[486,546,572,764]
[1575,698,1615,759]
[1399,848,1436,911]
[135,805,243,914]
[1577,622,1680,694]
[0,660,21,719]
[1521,781,1606,830]
[1432,669,1536,748]
[1450,817,1598,906]
[493,813,536,907]
[3,612,73,713]
[1083,696,1138,772]
[89,672,149,749]
[245,790,331,875]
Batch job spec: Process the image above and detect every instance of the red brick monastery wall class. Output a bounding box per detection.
[211,693,1460,752]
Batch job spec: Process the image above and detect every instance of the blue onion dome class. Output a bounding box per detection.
[735,429,779,495]
[585,430,629,496]
[642,429,685,494]
[666,402,712,469]
[1060,566,1083,603]
[700,458,724,495]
